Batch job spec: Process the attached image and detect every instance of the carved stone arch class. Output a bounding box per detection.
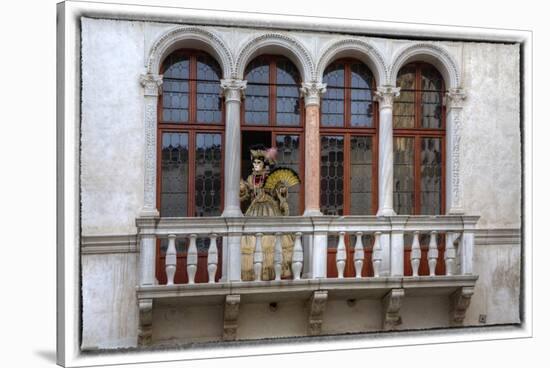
[147,26,234,79]
[389,43,461,89]
[316,38,388,86]
[235,33,315,82]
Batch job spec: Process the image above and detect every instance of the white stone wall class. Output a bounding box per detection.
[79,17,522,349]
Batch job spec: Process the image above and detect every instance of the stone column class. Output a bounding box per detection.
[220,79,247,217]
[445,88,467,214]
[300,82,326,216]
[139,73,163,217]
[220,79,246,282]
[375,86,400,217]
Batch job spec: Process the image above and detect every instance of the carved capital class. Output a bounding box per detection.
[300,82,327,106]
[140,73,163,96]
[450,286,474,325]
[445,88,467,109]
[382,288,404,330]
[375,86,400,110]
[138,299,153,347]
[220,79,247,102]
[223,294,241,340]
[308,290,328,335]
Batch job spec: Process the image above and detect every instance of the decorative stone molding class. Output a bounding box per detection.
[147,26,234,78]
[450,286,474,325]
[445,88,467,214]
[235,33,315,81]
[316,38,388,86]
[81,234,138,254]
[220,79,247,102]
[138,298,153,347]
[375,86,401,110]
[307,290,328,335]
[223,294,241,341]
[300,82,326,106]
[382,288,404,330]
[389,43,461,88]
[445,88,467,109]
[139,73,163,96]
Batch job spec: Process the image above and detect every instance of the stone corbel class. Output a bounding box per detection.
[382,288,404,330]
[223,294,241,341]
[300,82,327,107]
[450,286,474,326]
[307,290,328,335]
[138,298,153,347]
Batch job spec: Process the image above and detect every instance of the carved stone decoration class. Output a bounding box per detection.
[235,33,315,81]
[382,288,405,330]
[138,298,153,346]
[300,82,326,106]
[223,294,241,341]
[389,43,461,88]
[374,86,400,110]
[220,79,247,102]
[450,286,475,326]
[445,88,467,213]
[316,38,388,87]
[147,26,234,79]
[307,290,328,335]
[140,73,163,96]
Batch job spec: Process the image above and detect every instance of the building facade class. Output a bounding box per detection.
[77,13,522,350]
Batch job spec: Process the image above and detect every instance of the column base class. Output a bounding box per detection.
[303,209,323,217]
[139,208,160,218]
[221,207,244,217]
[376,207,396,217]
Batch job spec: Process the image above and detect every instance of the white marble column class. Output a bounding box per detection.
[375,86,400,217]
[220,79,247,217]
[139,73,163,217]
[300,82,326,216]
[445,88,467,214]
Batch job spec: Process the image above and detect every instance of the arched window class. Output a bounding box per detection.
[158,50,224,218]
[320,59,377,216]
[241,55,304,215]
[393,62,445,216]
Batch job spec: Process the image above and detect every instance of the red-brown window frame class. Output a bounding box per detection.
[240,54,306,214]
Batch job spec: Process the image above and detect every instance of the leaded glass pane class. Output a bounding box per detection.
[420,138,442,215]
[244,59,269,125]
[160,132,189,216]
[421,66,444,128]
[195,133,223,217]
[350,63,374,127]
[276,59,301,126]
[350,136,373,215]
[276,135,301,215]
[321,63,345,127]
[394,66,415,128]
[196,55,222,124]
[320,136,344,215]
[162,55,190,122]
[393,137,414,215]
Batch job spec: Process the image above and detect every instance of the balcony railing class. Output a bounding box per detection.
[135,215,479,345]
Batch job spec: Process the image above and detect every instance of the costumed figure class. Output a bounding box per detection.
[239,146,301,281]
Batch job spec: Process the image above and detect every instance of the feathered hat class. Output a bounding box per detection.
[250,145,278,166]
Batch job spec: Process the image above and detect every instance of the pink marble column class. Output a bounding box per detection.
[300,82,326,216]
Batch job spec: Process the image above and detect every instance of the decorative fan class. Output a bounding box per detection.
[264,168,301,190]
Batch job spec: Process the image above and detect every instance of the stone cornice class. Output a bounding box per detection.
[300,82,327,106]
[81,234,138,254]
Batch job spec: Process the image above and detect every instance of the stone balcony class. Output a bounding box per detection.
[135,215,479,346]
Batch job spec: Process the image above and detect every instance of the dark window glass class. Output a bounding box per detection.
[196,55,223,124]
[350,63,374,127]
[321,63,345,127]
[275,135,301,215]
[320,136,344,215]
[350,136,373,215]
[393,136,414,215]
[160,132,189,216]
[394,66,415,128]
[244,59,270,125]
[194,133,223,217]
[420,137,442,215]
[276,59,301,126]
[162,55,190,122]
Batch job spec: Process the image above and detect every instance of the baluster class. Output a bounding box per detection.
[207,234,218,284]
[411,231,421,277]
[253,233,263,281]
[336,232,346,279]
[274,233,283,281]
[445,232,457,276]
[428,231,438,276]
[372,231,382,277]
[187,234,198,284]
[165,234,177,285]
[354,232,364,278]
[292,232,303,280]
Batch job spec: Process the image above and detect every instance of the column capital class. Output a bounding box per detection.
[220,79,247,102]
[140,73,163,96]
[445,88,467,109]
[375,86,400,109]
[300,82,327,107]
